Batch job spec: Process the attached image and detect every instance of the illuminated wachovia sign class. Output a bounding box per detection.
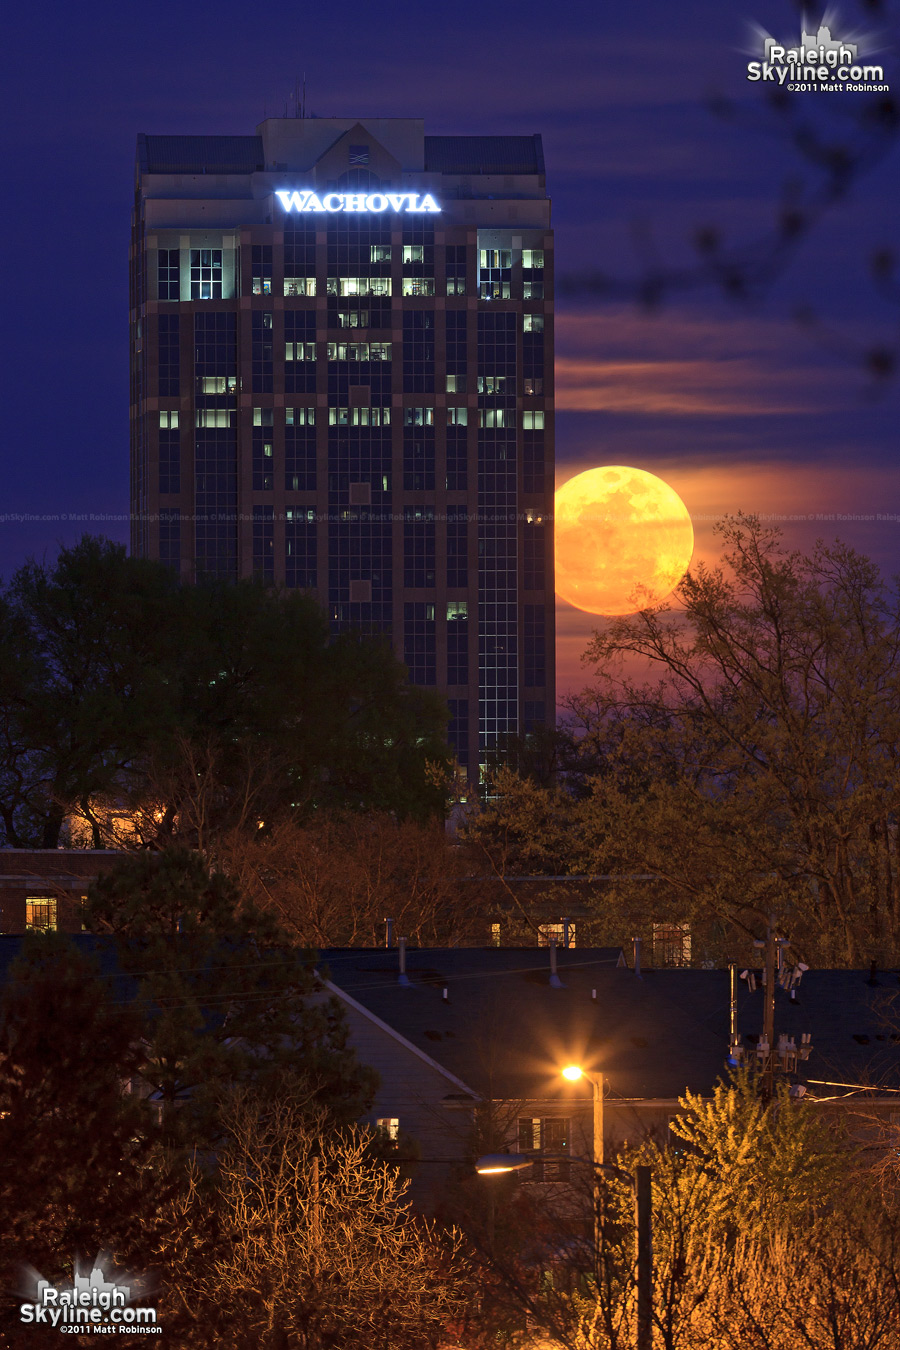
[275,190,440,214]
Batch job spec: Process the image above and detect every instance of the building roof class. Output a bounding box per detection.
[319,948,900,1106]
[138,134,265,175]
[4,936,895,1110]
[136,131,544,179]
[424,135,544,176]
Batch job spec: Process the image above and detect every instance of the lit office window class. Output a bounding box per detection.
[286,342,316,362]
[26,897,57,931]
[190,249,223,299]
[402,278,435,296]
[326,277,391,297]
[403,407,434,427]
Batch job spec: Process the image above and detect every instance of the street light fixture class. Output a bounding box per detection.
[475,1153,533,1174]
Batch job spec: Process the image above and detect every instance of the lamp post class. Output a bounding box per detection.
[561,1065,652,1350]
[562,1063,603,1164]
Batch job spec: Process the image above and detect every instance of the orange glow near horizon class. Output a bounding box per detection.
[554,466,694,615]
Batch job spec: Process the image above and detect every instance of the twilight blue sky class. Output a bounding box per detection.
[1,0,897,692]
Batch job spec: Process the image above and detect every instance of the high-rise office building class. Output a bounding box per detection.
[130,117,554,775]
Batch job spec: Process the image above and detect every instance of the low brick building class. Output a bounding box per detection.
[0,850,124,934]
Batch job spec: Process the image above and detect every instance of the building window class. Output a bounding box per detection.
[158,314,180,396]
[190,248,223,299]
[370,244,392,263]
[523,314,544,332]
[195,410,235,428]
[524,523,546,591]
[284,276,316,297]
[523,605,545,686]
[448,697,469,766]
[446,244,467,295]
[159,412,181,495]
[447,506,468,588]
[653,923,692,967]
[252,408,274,491]
[285,407,316,492]
[447,601,468,686]
[402,277,435,296]
[326,276,391,297]
[376,1117,399,1140]
[198,375,237,395]
[404,507,435,589]
[523,700,546,733]
[26,897,57,931]
[159,507,181,572]
[538,922,573,948]
[329,407,390,427]
[326,341,392,363]
[403,407,434,427]
[517,1117,571,1181]
[252,505,274,582]
[252,311,274,393]
[158,248,180,300]
[285,508,316,588]
[286,341,316,362]
[404,602,436,686]
[478,409,514,429]
[522,411,544,430]
[251,244,273,295]
[403,310,435,393]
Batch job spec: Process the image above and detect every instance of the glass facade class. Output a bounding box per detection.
[131,119,554,778]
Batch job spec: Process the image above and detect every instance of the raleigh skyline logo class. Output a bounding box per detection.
[19,1254,161,1334]
[275,189,441,214]
[747,15,888,90]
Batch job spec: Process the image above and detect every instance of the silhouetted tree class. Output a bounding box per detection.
[0,537,452,849]
[84,848,377,1148]
[0,934,172,1314]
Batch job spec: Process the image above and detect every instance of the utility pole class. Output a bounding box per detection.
[635,1165,652,1350]
[763,912,777,1101]
[309,1153,320,1272]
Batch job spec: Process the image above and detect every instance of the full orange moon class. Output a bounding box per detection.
[554,466,694,615]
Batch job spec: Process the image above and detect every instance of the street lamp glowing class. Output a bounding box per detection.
[475,1153,533,1174]
[562,1064,584,1082]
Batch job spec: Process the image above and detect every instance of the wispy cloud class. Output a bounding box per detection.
[554,306,862,416]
